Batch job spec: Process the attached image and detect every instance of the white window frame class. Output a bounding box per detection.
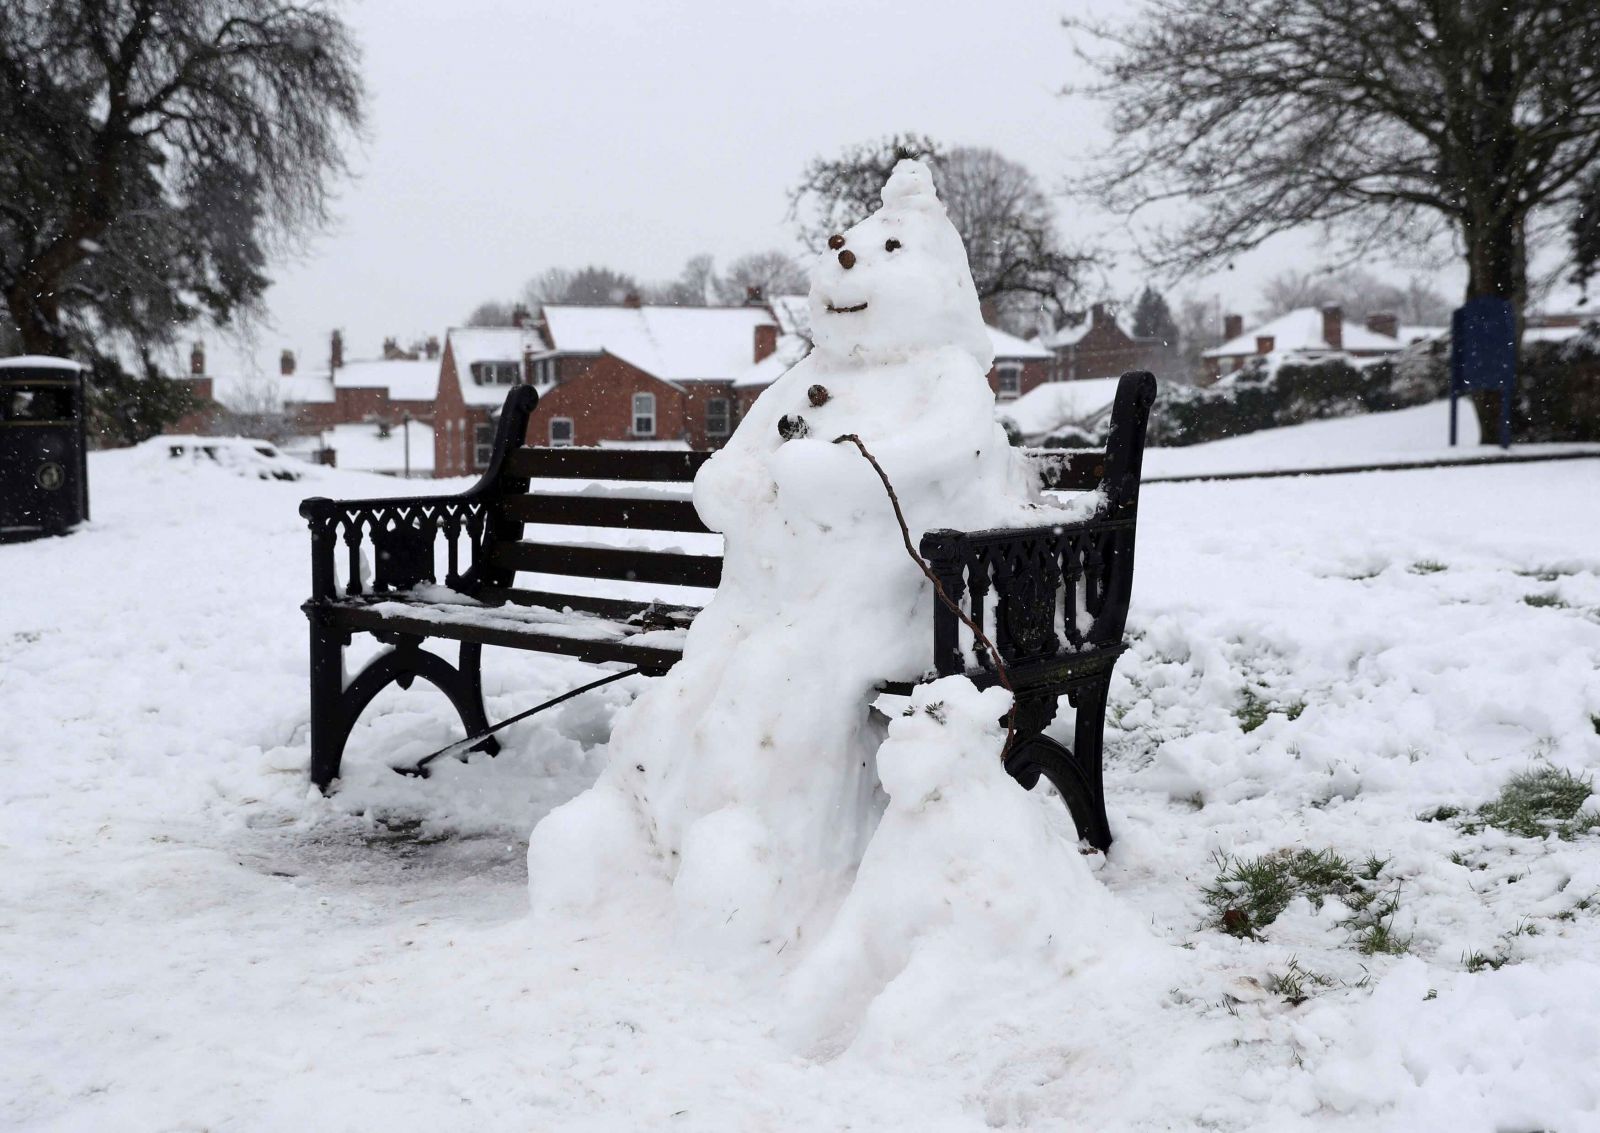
[705,397,730,438]
[997,362,1023,399]
[473,422,495,469]
[632,392,656,438]
[472,361,520,386]
[548,417,574,447]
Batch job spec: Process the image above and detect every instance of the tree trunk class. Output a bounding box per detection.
[1460,210,1527,445]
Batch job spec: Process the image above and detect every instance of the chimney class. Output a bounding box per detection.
[622,293,642,309]
[424,335,440,360]
[1090,302,1109,327]
[280,349,296,376]
[745,285,764,306]
[190,341,205,376]
[754,324,778,364]
[1256,335,1275,355]
[1321,305,1343,351]
[511,304,530,329]
[1223,313,1244,341]
[382,336,401,360]
[1365,312,1399,340]
[330,329,344,371]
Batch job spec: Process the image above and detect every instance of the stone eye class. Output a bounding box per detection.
[885,239,901,252]
[827,234,845,250]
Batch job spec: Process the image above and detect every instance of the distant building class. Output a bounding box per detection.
[1038,302,1174,383]
[169,342,222,433]
[1201,306,1415,382]
[279,331,441,431]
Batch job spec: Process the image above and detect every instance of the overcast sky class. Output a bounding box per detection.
[211,0,1448,385]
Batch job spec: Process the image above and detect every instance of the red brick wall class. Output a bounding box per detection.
[1063,319,1153,381]
[169,376,218,434]
[431,341,498,477]
[525,353,688,447]
[986,358,1052,401]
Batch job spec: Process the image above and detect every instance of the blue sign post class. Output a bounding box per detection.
[1449,297,1516,449]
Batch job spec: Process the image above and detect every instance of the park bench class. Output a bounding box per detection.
[298,370,1157,849]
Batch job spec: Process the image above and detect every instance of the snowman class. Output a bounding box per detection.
[527,159,1058,951]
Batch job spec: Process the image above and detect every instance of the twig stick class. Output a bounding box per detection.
[832,434,1016,761]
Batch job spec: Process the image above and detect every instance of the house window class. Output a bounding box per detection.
[997,362,1023,399]
[533,357,557,386]
[549,417,574,447]
[705,397,730,438]
[473,422,495,469]
[471,361,520,386]
[632,392,656,438]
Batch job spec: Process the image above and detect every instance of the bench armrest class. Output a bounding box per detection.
[299,386,539,603]
[920,371,1157,681]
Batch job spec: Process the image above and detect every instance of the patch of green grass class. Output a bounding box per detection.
[1203,848,1409,954]
[1522,592,1568,609]
[1235,688,1306,734]
[1477,768,1600,841]
[1409,560,1448,574]
[1464,949,1510,973]
[1591,714,1600,737]
[1268,957,1335,1006]
[1516,567,1570,582]
[1422,805,1463,823]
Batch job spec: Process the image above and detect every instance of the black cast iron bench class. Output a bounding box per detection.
[298,371,1157,849]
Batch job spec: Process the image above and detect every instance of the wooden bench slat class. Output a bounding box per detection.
[326,604,686,674]
[476,585,702,623]
[507,447,712,482]
[493,493,711,534]
[487,540,723,587]
[1026,450,1106,493]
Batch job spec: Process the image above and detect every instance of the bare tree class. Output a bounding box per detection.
[790,136,1093,330]
[465,300,517,327]
[713,250,807,304]
[645,253,718,306]
[0,0,364,356]
[1070,1,1600,337]
[1257,267,1454,325]
[520,265,642,311]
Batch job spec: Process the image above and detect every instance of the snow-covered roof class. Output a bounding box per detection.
[446,327,544,407]
[276,374,335,405]
[1037,309,1140,351]
[541,305,776,383]
[1398,325,1447,345]
[332,358,440,402]
[0,355,86,371]
[1203,308,1400,359]
[996,377,1124,437]
[989,327,1052,360]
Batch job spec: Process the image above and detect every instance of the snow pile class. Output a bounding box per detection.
[528,160,1065,952]
[782,678,1150,1055]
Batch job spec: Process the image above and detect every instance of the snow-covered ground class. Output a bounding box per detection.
[4,421,1600,1130]
[1145,398,1600,478]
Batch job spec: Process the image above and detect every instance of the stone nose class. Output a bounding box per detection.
[838,249,856,269]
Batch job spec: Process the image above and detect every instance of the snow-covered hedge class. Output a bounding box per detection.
[1144,323,1600,448]
[1148,345,1448,447]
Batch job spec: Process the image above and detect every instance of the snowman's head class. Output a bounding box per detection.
[808,159,994,369]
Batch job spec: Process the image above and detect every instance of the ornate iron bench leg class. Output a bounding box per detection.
[309,617,349,792]
[1002,686,1114,852]
[310,637,501,791]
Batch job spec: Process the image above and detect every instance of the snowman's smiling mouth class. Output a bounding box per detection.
[826,301,869,314]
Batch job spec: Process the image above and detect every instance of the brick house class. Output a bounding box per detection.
[484,303,782,463]
[168,342,222,433]
[279,331,442,431]
[1201,306,1404,382]
[432,325,548,477]
[1039,302,1173,383]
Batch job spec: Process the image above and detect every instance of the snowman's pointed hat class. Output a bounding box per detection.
[880,159,941,211]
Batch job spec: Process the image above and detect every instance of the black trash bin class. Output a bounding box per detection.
[0,356,89,543]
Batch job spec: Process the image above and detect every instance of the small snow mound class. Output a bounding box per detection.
[780,677,1138,1056]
